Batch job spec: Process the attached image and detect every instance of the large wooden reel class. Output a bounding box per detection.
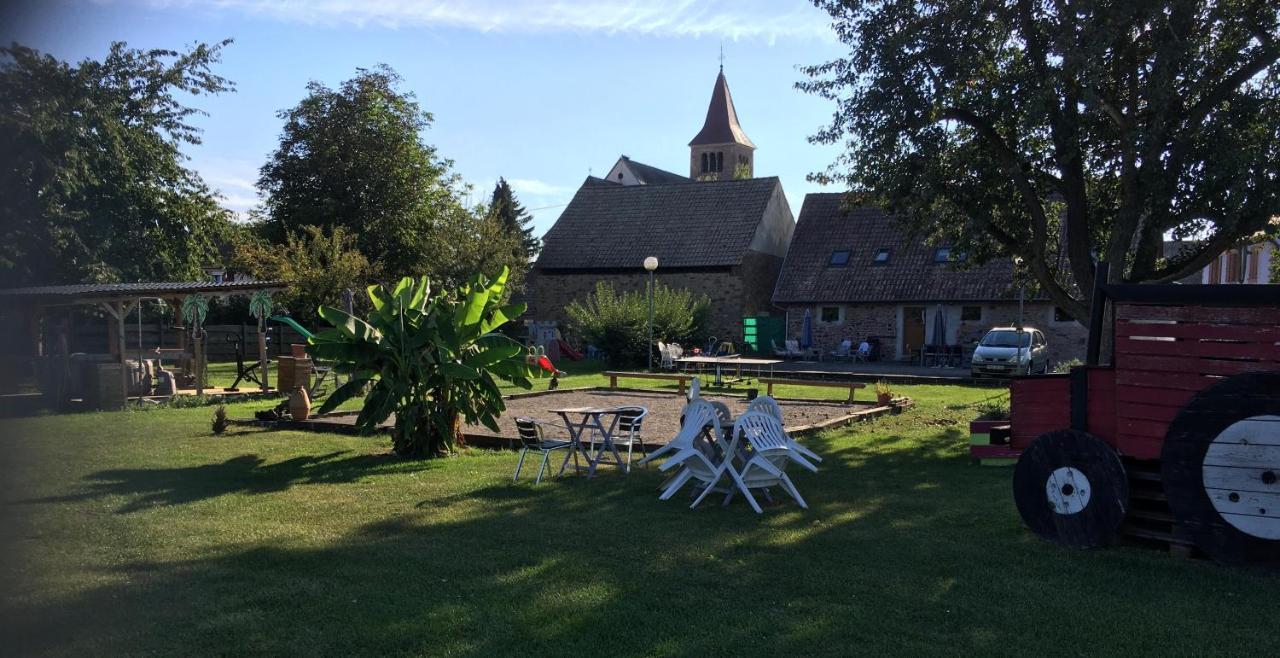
[1163,371,1280,568]
[1013,429,1129,549]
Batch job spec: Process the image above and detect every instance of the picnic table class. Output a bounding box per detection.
[675,356,781,387]
[549,406,631,478]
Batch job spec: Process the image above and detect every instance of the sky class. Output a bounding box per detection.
[3,0,850,237]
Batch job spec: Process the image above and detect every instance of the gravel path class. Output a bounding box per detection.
[476,389,866,445]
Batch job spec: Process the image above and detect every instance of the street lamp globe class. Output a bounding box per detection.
[643,256,659,271]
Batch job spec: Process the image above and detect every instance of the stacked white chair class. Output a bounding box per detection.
[654,401,730,506]
[722,412,817,513]
[746,396,823,464]
[638,399,719,468]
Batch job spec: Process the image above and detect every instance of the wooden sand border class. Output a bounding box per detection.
[230,386,908,450]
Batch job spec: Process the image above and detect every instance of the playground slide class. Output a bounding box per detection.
[555,339,583,361]
[270,315,316,340]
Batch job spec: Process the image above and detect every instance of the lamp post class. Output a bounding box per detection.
[1014,256,1026,374]
[644,256,658,371]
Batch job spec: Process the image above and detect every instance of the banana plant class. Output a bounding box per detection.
[308,267,540,458]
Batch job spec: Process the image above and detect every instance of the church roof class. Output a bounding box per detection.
[688,70,756,149]
[772,193,1019,304]
[619,156,690,185]
[536,177,781,270]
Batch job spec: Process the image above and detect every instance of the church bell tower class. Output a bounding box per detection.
[688,65,755,181]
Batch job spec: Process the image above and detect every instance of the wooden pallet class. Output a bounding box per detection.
[1120,458,1201,559]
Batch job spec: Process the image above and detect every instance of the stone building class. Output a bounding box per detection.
[532,175,793,339]
[772,193,1089,365]
[528,67,793,342]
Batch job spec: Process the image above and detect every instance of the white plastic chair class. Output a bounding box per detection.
[747,395,783,421]
[654,403,732,507]
[638,399,719,467]
[784,339,803,359]
[723,412,817,513]
[745,396,823,463]
[830,339,852,360]
[688,376,701,401]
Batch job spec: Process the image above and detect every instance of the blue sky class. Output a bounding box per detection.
[5,0,849,236]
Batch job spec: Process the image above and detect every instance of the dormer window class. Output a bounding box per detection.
[873,249,890,264]
[828,250,850,266]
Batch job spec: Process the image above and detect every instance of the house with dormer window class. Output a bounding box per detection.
[772,193,1088,364]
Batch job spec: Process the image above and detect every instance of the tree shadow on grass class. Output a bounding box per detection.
[21,450,439,513]
[5,423,1278,656]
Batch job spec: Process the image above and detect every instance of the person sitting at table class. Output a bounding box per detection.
[855,339,872,361]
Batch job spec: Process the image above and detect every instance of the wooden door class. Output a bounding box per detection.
[902,306,926,360]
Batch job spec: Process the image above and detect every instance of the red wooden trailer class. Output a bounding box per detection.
[1010,276,1280,567]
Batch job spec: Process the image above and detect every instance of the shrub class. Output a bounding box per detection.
[565,282,710,368]
[1052,358,1084,374]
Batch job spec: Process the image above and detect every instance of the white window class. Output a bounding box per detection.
[819,306,842,324]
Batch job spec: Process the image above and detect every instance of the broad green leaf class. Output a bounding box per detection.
[318,305,380,342]
[440,362,479,380]
[481,302,526,334]
[316,378,370,415]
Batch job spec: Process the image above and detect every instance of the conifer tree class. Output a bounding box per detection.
[488,178,540,261]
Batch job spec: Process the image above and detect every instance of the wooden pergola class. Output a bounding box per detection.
[0,279,285,406]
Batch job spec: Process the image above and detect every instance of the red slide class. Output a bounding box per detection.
[555,339,584,361]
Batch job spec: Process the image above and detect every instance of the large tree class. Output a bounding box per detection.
[231,225,370,324]
[802,1,1280,322]
[488,177,540,261]
[0,41,236,286]
[259,66,517,283]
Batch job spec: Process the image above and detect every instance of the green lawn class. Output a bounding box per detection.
[1,369,1275,656]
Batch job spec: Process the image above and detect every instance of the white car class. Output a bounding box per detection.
[971,327,1049,377]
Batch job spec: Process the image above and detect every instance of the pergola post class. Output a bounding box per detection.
[99,300,137,409]
[258,326,269,392]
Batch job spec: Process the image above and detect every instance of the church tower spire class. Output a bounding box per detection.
[688,66,755,181]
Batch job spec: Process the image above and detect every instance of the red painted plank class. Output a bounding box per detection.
[1116,320,1280,341]
[1118,417,1170,439]
[1116,336,1280,360]
[1116,401,1180,423]
[1114,385,1195,408]
[1118,354,1278,377]
[1115,369,1223,392]
[1117,304,1280,325]
[970,445,1023,459]
[1115,435,1162,460]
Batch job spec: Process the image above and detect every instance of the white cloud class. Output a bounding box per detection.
[509,178,571,197]
[134,0,833,42]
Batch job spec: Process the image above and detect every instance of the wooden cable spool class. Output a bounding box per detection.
[1013,429,1129,549]
[1162,371,1280,568]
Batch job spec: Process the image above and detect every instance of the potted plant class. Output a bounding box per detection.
[875,379,893,405]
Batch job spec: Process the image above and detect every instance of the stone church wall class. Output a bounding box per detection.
[530,254,784,346]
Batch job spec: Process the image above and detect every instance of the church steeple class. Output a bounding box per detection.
[689,68,755,180]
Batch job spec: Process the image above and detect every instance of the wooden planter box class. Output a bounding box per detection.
[969,418,1018,466]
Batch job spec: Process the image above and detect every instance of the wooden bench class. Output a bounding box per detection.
[757,378,866,404]
[604,371,693,395]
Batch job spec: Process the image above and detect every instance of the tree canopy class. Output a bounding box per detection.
[802,1,1280,321]
[231,225,370,324]
[488,178,540,261]
[0,41,236,287]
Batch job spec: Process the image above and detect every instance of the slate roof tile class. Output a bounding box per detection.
[536,177,781,270]
[773,193,1018,304]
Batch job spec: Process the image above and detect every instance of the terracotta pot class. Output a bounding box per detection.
[877,392,892,405]
[290,343,307,358]
[289,386,311,421]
